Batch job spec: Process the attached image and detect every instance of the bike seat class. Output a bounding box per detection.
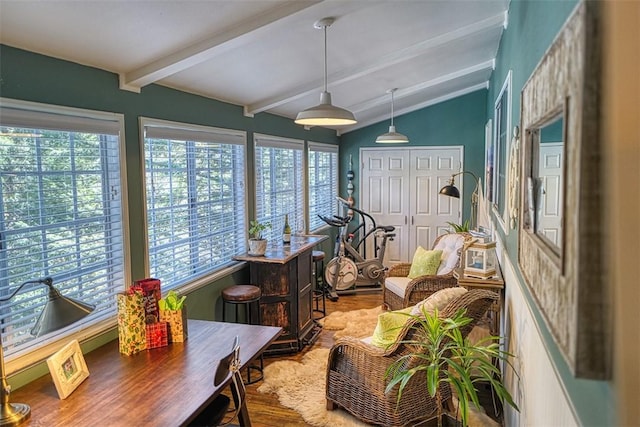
[333,215,352,223]
[379,225,395,232]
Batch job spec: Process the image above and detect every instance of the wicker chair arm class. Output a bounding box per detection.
[327,338,399,390]
[386,263,412,277]
[402,273,459,307]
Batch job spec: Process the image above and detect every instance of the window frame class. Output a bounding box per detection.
[307,142,339,232]
[491,70,512,231]
[0,98,130,373]
[253,133,305,242]
[139,117,248,294]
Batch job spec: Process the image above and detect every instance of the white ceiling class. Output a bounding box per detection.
[0,0,508,134]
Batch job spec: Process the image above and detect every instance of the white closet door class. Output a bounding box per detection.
[360,150,410,264]
[409,148,462,253]
[361,147,462,264]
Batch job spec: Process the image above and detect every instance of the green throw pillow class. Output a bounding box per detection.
[407,247,443,279]
[370,307,413,348]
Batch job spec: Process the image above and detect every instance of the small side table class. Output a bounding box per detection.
[454,266,504,336]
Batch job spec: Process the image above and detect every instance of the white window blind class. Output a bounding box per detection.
[0,99,126,356]
[254,134,304,241]
[308,142,339,231]
[142,118,247,290]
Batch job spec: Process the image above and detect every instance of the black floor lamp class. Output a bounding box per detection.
[439,171,481,231]
[0,277,95,427]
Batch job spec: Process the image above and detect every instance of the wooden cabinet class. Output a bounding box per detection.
[236,235,327,353]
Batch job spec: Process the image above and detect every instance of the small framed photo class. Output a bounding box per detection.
[46,339,89,399]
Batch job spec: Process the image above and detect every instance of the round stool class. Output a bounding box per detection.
[221,285,263,384]
[312,251,326,319]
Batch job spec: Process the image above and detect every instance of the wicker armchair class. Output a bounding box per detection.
[384,232,473,311]
[326,289,498,427]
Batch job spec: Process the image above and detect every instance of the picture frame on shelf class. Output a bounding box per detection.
[46,339,90,399]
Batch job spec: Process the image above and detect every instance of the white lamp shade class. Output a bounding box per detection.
[375,125,409,143]
[295,91,357,126]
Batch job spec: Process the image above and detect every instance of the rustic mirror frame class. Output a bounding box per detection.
[518,2,609,379]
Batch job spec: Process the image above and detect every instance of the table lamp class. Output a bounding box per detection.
[0,277,95,426]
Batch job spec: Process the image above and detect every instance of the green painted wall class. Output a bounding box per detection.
[341,89,488,224]
[487,1,613,426]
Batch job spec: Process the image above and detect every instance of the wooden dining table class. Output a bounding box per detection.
[11,319,281,426]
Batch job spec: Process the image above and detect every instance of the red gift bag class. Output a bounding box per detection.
[145,322,169,349]
[134,278,162,323]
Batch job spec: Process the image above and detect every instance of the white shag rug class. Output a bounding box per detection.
[317,305,383,340]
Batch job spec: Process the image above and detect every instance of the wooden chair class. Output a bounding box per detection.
[384,232,473,311]
[189,336,251,426]
[326,289,497,427]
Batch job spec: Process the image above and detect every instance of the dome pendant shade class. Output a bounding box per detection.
[375,125,410,143]
[376,88,409,144]
[439,182,461,198]
[295,17,356,128]
[295,91,357,126]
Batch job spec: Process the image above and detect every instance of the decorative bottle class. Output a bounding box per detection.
[282,214,291,244]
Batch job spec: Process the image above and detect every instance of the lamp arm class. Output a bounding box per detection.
[0,277,52,303]
[450,171,481,203]
[449,171,481,231]
[451,170,480,183]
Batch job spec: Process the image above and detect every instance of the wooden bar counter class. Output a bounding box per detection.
[11,320,281,426]
[234,235,328,353]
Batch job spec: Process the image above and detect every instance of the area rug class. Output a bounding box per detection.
[318,305,383,340]
[258,347,500,427]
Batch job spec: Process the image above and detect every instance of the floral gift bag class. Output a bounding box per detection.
[116,289,147,355]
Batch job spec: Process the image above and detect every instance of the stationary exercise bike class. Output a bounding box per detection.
[319,198,395,296]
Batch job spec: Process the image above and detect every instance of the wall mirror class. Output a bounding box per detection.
[518,2,609,379]
[525,112,565,256]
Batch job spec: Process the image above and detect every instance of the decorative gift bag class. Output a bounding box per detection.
[134,278,162,324]
[158,291,188,343]
[116,290,147,355]
[145,322,169,349]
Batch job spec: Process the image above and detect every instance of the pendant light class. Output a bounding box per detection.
[295,17,357,127]
[376,88,409,144]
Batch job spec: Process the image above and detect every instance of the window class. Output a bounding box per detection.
[492,70,511,227]
[142,119,247,290]
[254,134,304,241]
[0,99,126,358]
[308,142,339,231]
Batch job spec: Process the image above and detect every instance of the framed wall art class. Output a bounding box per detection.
[46,339,90,399]
[518,2,608,379]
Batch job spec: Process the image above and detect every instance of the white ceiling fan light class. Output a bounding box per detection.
[376,88,409,144]
[295,17,357,127]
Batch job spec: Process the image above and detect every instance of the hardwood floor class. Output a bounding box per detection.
[232,290,501,426]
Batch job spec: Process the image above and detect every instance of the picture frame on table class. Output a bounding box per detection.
[46,339,89,399]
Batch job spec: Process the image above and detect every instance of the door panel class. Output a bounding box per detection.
[361,150,410,264]
[409,148,461,253]
[538,143,563,246]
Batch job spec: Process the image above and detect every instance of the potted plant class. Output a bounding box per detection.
[248,220,270,256]
[446,220,471,233]
[385,308,519,427]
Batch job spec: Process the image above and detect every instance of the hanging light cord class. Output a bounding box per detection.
[323,24,328,93]
[390,90,395,127]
